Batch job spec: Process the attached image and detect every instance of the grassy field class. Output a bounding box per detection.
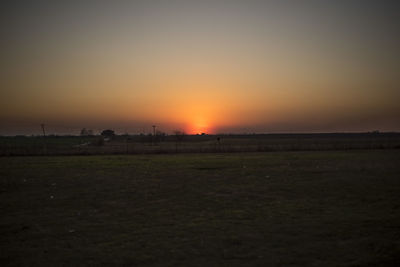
[1,150,400,266]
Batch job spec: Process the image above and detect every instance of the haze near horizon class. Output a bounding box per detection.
[1,0,399,135]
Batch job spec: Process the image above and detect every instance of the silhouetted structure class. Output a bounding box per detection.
[41,124,46,137]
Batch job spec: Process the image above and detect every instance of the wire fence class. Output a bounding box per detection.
[1,133,399,156]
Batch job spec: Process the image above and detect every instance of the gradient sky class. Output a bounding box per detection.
[1,0,399,135]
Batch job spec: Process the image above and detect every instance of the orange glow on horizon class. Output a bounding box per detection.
[186,118,213,134]
[1,2,400,135]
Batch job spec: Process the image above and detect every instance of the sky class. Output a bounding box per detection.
[1,0,399,135]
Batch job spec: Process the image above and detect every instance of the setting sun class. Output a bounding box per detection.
[187,117,212,135]
[1,1,399,135]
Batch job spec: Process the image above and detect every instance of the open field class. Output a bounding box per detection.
[1,150,400,266]
[1,133,400,156]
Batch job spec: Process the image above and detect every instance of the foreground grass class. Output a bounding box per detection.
[1,150,399,266]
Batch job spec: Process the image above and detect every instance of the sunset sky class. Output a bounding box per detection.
[1,0,399,135]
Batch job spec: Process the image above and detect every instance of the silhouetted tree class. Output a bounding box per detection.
[80,128,88,136]
[81,128,94,136]
[101,129,115,138]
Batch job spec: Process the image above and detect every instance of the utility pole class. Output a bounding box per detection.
[41,124,46,137]
[41,123,47,154]
[152,125,156,145]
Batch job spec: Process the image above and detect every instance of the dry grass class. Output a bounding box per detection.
[1,150,400,266]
